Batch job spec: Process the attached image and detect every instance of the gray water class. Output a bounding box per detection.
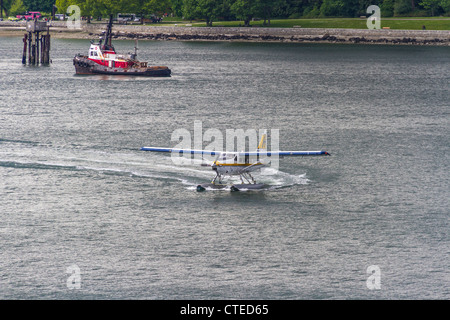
[0,37,449,300]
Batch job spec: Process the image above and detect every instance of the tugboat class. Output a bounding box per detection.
[73,16,171,77]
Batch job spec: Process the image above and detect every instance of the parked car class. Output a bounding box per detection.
[16,11,41,20]
[117,13,136,23]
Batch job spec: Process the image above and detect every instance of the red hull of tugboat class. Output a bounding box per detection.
[73,55,171,77]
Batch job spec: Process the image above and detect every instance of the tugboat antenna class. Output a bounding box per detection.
[134,39,138,57]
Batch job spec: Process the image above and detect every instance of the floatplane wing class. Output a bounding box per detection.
[140,147,221,156]
[238,150,330,157]
[140,148,330,157]
[141,133,330,158]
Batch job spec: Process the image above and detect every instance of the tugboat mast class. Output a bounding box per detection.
[102,14,114,52]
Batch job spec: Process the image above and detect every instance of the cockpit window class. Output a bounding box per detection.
[220,153,236,161]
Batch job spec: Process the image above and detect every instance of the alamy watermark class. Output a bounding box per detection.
[170,120,280,173]
[367,5,381,29]
[366,265,381,290]
[66,264,81,290]
[66,5,81,30]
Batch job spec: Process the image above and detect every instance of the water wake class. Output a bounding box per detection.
[0,142,310,191]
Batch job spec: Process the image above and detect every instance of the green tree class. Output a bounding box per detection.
[9,0,26,15]
[77,0,104,22]
[196,0,223,26]
[356,0,379,16]
[80,0,126,17]
[230,0,258,26]
[220,0,235,20]
[182,0,199,21]
[54,0,71,14]
[257,0,285,25]
[127,0,152,23]
[381,0,395,16]
[302,0,322,18]
[147,0,171,16]
[170,0,183,17]
[23,0,55,12]
[420,0,440,15]
[394,0,412,15]
[1,0,14,17]
[440,0,450,13]
[319,0,345,16]
[53,0,124,18]
[280,0,304,18]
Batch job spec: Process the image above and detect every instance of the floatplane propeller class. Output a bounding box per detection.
[141,134,330,191]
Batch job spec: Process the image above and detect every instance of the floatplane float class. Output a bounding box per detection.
[141,135,330,192]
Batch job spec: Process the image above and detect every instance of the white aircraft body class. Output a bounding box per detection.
[141,135,330,191]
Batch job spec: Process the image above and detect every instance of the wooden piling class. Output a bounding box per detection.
[40,34,44,64]
[27,32,31,64]
[22,33,28,64]
[31,32,36,65]
[23,20,51,66]
[44,31,51,65]
[36,31,39,65]
[31,44,35,65]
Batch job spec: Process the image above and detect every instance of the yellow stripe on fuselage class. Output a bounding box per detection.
[215,162,263,167]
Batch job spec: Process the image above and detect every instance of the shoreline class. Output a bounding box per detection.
[1,22,449,46]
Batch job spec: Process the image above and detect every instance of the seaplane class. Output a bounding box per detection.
[141,134,331,192]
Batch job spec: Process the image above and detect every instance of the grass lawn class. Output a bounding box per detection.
[162,17,450,30]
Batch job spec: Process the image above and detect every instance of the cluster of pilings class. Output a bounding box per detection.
[22,20,51,65]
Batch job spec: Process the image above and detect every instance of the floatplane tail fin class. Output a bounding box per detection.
[257,134,267,150]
